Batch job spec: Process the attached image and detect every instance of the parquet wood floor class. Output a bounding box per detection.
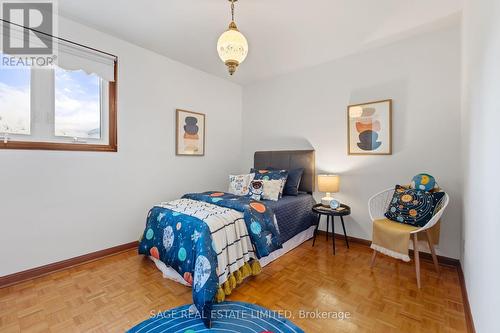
[0,237,467,333]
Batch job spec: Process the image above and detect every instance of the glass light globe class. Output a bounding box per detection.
[217,22,248,75]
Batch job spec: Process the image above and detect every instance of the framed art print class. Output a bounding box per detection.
[176,109,205,156]
[347,99,392,155]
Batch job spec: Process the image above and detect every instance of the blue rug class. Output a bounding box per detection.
[128,301,304,333]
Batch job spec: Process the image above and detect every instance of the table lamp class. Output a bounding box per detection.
[317,174,340,207]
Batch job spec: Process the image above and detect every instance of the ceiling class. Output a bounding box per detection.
[58,0,462,85]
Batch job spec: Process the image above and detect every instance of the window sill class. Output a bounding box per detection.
[0,141,117,152]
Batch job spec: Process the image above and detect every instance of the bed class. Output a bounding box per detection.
[138,150,316,326]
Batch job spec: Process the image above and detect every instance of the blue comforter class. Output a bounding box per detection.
[138,192,282,327]
[183,192,282,257]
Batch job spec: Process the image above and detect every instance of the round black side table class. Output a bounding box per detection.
[312,203,351,255]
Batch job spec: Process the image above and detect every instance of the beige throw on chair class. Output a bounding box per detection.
[371,219,441,262]
[371,218,419,262]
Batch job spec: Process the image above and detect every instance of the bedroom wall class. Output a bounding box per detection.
[461,0,500,331]
[0,17,243,276]
[241,24,462,259]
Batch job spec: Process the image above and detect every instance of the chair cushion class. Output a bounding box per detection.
[384,185,445,228]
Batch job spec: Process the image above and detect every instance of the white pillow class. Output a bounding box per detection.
[261,179,283,201]
[228,173,255,196]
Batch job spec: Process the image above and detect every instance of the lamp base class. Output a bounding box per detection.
[321,196,333,207]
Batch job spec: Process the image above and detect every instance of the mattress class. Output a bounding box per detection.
[263,193,317,243]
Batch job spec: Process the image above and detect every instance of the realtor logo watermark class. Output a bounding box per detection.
[1,0,57,68]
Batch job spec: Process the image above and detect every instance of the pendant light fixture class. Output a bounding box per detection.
[217,0,248,75]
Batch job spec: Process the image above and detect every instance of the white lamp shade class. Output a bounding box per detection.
[317,175,340,193]
[217,28,248,65]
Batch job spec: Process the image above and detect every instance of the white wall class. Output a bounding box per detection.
[0,18,243,276]
[462,1,500,332]
[242,25,462,259]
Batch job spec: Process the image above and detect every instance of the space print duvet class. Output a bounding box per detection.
[138,191,282,326]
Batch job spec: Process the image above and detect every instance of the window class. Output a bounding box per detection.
[55,68,103,140]
[0,50,117,152]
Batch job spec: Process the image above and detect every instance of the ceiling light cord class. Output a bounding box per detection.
[231,0,235,22]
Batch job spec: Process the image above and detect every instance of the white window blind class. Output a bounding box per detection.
[57,39,116,82]
[1,21,116,82]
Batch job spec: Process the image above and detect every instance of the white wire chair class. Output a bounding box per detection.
[368,187,450,288]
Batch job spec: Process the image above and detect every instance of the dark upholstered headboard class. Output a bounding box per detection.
[254,150,316,194]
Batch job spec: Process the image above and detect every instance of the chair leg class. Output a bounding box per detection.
[426,229,440,273]
[413,233,421,289]
[370,250,377,268]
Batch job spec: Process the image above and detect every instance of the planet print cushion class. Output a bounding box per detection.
[250,168,288,197]
[384,185,445,228]
[228,173,255,196]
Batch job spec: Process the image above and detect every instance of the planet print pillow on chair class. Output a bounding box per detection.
[384,185,445,228]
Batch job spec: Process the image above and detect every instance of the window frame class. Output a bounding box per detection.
[0,61,117,152]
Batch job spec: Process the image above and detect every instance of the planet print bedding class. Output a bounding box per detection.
[138,191,282,327]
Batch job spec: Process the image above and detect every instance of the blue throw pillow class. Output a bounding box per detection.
[266,167,304,196]
[384,185,445,228]
[250,168,288,197]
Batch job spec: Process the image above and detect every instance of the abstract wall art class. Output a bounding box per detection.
[176,109,205,156]
[347,99,392,155]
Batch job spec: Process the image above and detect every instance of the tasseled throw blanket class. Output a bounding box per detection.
[371,219,440,262]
